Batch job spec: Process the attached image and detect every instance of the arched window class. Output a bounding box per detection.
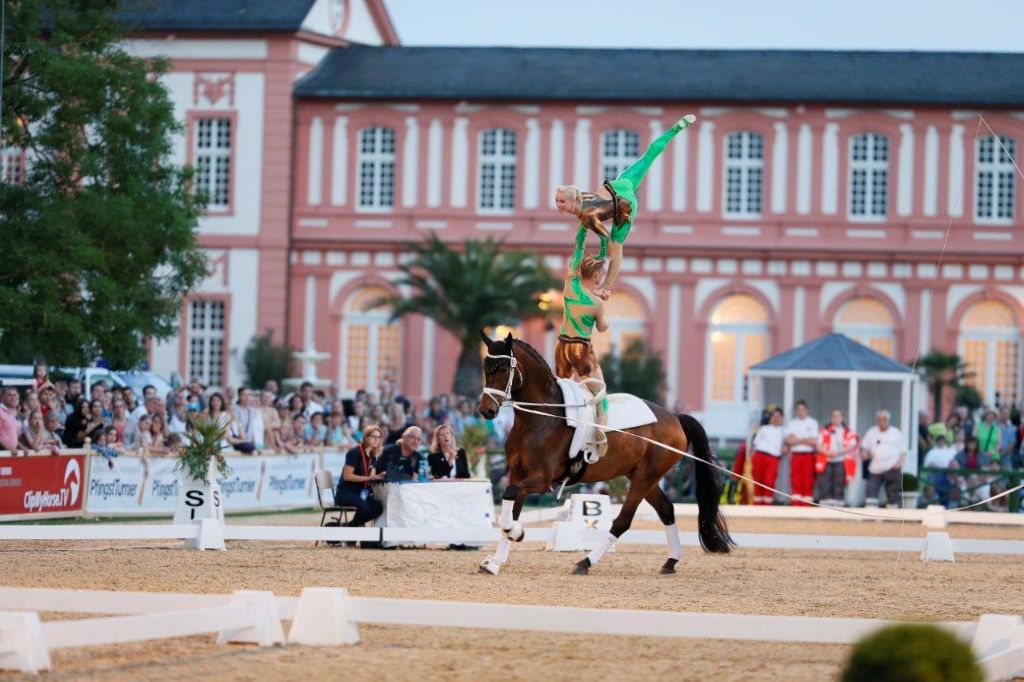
[478,128,516,211]
[848,133,889,219]
[592,291,645,360]
[722,131,764,217]
[975,134,1016,222]
[959,300,1021,405]
[600,129,640,181]
[340,287,401,395]
[834,297,896,357]
[357,126,396,209]
[707,294,770,404]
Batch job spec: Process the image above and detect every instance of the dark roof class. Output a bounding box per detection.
[294,47,1024,106]
[116,0,317,33]
[750,334,914,374]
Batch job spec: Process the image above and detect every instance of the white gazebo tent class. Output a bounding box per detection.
[749,334,920,505]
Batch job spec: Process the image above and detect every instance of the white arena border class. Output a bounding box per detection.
[0,586,1022,679]
[0,521,1022,560]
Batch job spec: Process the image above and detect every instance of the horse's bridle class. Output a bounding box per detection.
[481,352,523,409]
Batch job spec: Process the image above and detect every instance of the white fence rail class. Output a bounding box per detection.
[0,586,1021,680]
[2,522,1023,560]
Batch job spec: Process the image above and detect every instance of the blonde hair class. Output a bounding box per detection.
[361,425,384,457]
[430,423,457,453]
[578,255,605,281]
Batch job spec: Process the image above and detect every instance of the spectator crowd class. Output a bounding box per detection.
[737,397,1023,511]
[0,362,514,463]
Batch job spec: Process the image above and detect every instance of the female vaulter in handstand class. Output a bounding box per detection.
[554,114,696,300]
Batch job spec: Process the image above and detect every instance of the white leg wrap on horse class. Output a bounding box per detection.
[585,531,617,566]
[495,537,512,564]
[499,500,514,530]
[665,522,683,561]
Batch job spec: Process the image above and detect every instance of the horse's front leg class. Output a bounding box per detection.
[479,476,549,576]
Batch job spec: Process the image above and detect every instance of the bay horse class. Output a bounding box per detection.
[477,331,733,575]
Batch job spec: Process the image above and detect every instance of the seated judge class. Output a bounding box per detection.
[375,425,423,480]
[334,425,385,527]
[428,423,470,479]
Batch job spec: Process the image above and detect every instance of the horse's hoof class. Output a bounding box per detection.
[479,558,501,575]
[659,558,678,575]
[572,559,590,576]
[502,521,525,543]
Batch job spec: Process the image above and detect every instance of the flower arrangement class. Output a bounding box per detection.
[175,414,231,484]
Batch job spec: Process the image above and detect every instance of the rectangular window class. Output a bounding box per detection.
[722,132,764,217]
[848,133,888,219]
[976,135,1016,222]
[358,127,396,209]
[188,300,225,387]
[600,129,640,181]
[478,128,516,211]
[193,118,231,209]
[1,148,25,185]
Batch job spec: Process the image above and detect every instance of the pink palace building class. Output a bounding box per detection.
[123,1,1024,437]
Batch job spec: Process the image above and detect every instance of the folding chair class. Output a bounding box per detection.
[314,469,356,547]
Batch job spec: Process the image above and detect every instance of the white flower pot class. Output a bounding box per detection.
[173,460,225,528]
[901,491,920,510]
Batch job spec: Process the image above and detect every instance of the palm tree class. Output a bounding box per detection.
[379,235,558,397]
[916,350,974,419]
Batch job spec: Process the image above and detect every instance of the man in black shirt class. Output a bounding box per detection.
[375,426,423,480]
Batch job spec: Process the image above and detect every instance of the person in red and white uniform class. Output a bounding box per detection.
[860,409,907,508]
[784,400,819,506]
[751,407,785,505]
[814,409,859,507]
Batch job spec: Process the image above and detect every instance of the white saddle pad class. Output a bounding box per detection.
[557,378,658,459]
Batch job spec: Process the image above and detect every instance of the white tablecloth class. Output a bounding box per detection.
[373,480,494,546]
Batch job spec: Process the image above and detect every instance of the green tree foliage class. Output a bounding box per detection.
[0,0,206,368]
[242,332,293,390]
[380,235,557,397]
[841,623,982,682]
[600,338,666,405]
[916,351,975,419]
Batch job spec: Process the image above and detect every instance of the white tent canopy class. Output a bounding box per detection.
[749,333,920,479]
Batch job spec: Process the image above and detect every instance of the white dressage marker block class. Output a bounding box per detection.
[922,505,947,529]
[973,614,1023,659]
[0,612,50,673]
[921,531,955,562]
[288,588,360,646]
[216,591,284,647]
[546,522,585,552]
[194,518,226,551]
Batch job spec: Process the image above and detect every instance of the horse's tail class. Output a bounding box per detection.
[677,414,734,553]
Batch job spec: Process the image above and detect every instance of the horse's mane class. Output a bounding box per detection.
[512,339,554,379]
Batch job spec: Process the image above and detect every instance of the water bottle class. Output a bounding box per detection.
[418,455,429,482]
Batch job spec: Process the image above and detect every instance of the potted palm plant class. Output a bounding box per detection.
[901,472,920,509]
[173,415,231,526]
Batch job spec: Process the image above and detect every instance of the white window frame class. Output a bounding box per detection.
[600,129,640,182]
[188,300,226,389]
[193,117,232,211]
[477,128,516,213]
[975,134,1016,225]
[2,147,25,185]
[847,133,889,222]
[958,329,1022,406]
[340,308,401,397]
[357,126,396,211]
[705,322,770,407]
[722,131,764,219]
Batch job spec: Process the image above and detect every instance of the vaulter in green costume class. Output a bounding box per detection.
[554,114,696,300]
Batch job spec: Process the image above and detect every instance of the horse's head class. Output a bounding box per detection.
[478,329,519,420]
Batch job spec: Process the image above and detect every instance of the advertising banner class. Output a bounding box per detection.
[138,457,181,513]
[260,454,317,507]
[217,456,265,510]
[85,456,146,514]
[0,455,88,521]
